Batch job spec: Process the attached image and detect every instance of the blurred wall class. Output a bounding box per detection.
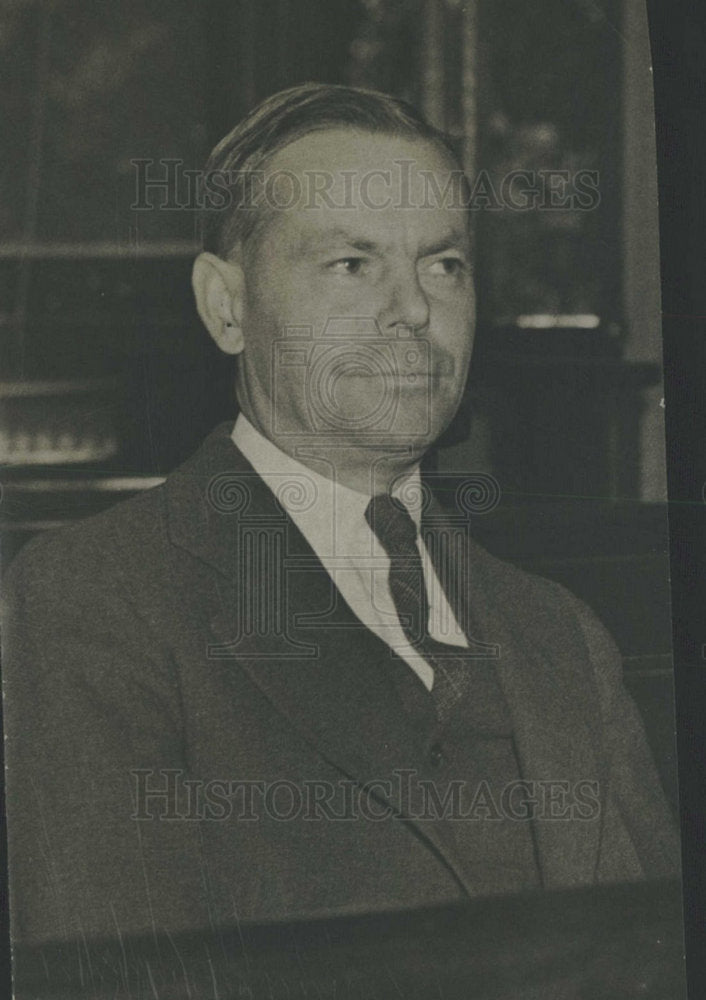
[0,0,667,501]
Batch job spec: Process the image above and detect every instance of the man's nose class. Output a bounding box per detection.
[378,267,430,334]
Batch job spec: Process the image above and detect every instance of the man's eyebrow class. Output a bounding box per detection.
[298,229,380,254]
[417,233,470,257]
[299,228,470,257]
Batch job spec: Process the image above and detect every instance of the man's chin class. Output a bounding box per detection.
[347,428,441,459]
[272,407,451,454]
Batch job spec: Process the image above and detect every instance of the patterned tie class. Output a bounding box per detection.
[365,492,481,723]
[364,492,429,645]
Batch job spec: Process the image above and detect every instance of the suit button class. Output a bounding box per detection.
[428,742,446,768]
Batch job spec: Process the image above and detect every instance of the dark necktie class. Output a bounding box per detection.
[365,492,480,723]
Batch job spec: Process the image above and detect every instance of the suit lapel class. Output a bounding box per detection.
[423,497,603,888]
[165,426,474,894]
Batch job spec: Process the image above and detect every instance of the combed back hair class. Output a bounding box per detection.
[200,82,463,260]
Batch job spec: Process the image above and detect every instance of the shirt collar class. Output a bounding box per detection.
[231,413,422,558]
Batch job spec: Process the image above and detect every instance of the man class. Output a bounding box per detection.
[2,83,679,947]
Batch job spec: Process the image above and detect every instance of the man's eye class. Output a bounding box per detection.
[328,258,365,275]
[428,257,465,277]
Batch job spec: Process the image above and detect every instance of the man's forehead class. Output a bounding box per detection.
[263,126,456,178]
[255,132,466,250]
[249,128,469,255]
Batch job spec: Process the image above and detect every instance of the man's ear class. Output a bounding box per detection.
[191,252,246,355]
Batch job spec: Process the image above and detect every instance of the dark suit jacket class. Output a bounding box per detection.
[1,424,680,945]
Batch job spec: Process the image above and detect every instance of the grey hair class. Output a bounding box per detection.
[199,81,463,259]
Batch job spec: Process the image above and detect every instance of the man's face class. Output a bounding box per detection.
[236,129,476,467]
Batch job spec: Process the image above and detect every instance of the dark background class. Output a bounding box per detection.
[648,0,706,991]
[0,0,643,484]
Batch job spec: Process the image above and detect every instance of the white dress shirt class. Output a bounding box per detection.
[232,414,468,690]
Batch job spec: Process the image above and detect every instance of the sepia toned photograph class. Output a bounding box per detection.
[0,1,689,997]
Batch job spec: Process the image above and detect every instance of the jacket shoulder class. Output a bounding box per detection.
[3,482,170,598]
[465,529,585,618]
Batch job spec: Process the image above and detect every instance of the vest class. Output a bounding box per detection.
[380,644,541,896]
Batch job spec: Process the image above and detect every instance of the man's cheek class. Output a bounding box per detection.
[309,287,361,321]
